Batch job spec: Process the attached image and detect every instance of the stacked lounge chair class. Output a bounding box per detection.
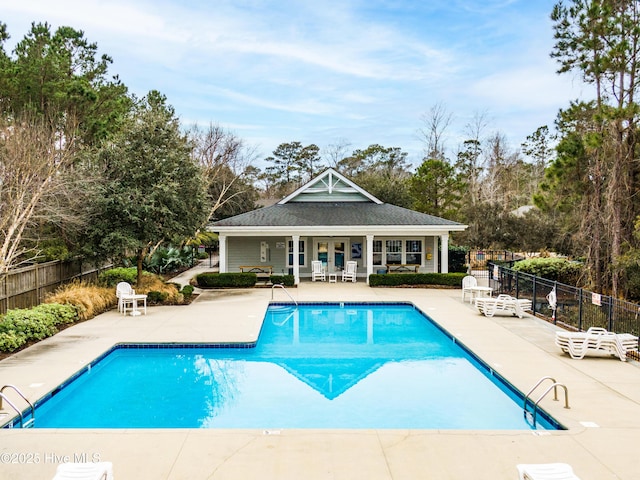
[555,327,639,362]
[474,294,533,318]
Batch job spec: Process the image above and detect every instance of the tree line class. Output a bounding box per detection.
[0,22,257,284]
[2,1,640,298]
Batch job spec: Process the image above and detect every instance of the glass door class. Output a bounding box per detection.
[315,239,347,272]
[333,242,345,271]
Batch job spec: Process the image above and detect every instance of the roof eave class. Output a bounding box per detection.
[209,224,468,236]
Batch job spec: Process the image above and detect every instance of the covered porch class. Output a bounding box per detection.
[217,230,453,285]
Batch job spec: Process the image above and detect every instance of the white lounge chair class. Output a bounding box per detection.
[555,327,639,361]
[517,462,580,480]
[53,462,114,480]
[311,260,326,282]
[342,261,357,282]
[474,294,532,318]
[461,275,477,302]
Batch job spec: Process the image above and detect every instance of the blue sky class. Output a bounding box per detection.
[0,0,587,167]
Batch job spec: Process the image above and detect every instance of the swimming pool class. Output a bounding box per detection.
[10,302,562,430]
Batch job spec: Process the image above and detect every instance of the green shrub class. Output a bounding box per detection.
[0,309,58,340]
[0,302,78,352]
[623,265,640,301]
[180,285,195,297]
[147,291,169,303]
[34,303,78,325]
[269,275,295,287]
[195,272,257,288]
[98,267,139,286]
[0,331,27,352]
[368,272,466,287]
[144,246,194,274]
[512,258,582,285]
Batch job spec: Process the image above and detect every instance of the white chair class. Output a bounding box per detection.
[116,282,147,316]
[53,462,114,480]
[517,463,580,480]
[116,282,135,313]
[311,260,326,282]
[461,275,477,302]
[342,261,357,282]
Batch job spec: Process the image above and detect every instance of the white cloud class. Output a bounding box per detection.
[0,0,590,163]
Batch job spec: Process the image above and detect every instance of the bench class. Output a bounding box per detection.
[385,264,420,273]
[239,265,273,280]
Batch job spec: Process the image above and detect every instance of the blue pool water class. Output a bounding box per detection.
[20,303,561,429]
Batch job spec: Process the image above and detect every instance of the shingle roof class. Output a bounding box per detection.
[211,202,464,227]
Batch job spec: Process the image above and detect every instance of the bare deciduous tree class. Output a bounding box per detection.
[190,123,259,220]
[418,102,453,160]
[323,138,352,168]
[0,117,79,273]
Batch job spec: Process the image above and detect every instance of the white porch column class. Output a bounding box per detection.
[432,236,439,273]
[218,235,227,273]
[366,234,374,285]
[440,234,449,273]
[292,235,300,285]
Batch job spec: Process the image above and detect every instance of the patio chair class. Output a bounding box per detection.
[116,282,135,314]
[342,261,357,282]
[516,462,580,480]
[53,461,114,480]
[311,260,326,282]
[461,275,477,302]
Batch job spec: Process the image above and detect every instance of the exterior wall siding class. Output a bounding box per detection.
[226,235,439,277]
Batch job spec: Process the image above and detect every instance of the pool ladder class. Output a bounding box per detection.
[523,376,569,427]
[271,283,298,307]
[0,384,35,428]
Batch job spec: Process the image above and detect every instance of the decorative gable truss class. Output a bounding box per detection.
[279,169,381,204]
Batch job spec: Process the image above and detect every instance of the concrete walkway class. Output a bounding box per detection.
[0,271,639,479]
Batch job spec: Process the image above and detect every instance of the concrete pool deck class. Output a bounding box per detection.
[1,275,639,479]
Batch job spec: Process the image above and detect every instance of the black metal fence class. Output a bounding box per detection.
[488,262,640,359]
[467,251,523,277]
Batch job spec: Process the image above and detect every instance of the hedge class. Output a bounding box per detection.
[511,257,582,285]
[368,272,466,287]
[269,275,295,287]
[0,303,79,352]
[195,272,257,288]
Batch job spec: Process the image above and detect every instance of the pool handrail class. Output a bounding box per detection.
[0,384,35,428]
[271,283,298,307]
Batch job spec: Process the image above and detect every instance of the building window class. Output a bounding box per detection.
[287,240,305,266]
[406,240,422,265]
[373,240,383,265]
[386,240,402,264]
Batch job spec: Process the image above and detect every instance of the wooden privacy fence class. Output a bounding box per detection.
[0,259,111,314]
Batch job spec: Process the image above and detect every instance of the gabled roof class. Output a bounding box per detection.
[211,202,464,228]
[209,167,467,232]
[279,168,382,204]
